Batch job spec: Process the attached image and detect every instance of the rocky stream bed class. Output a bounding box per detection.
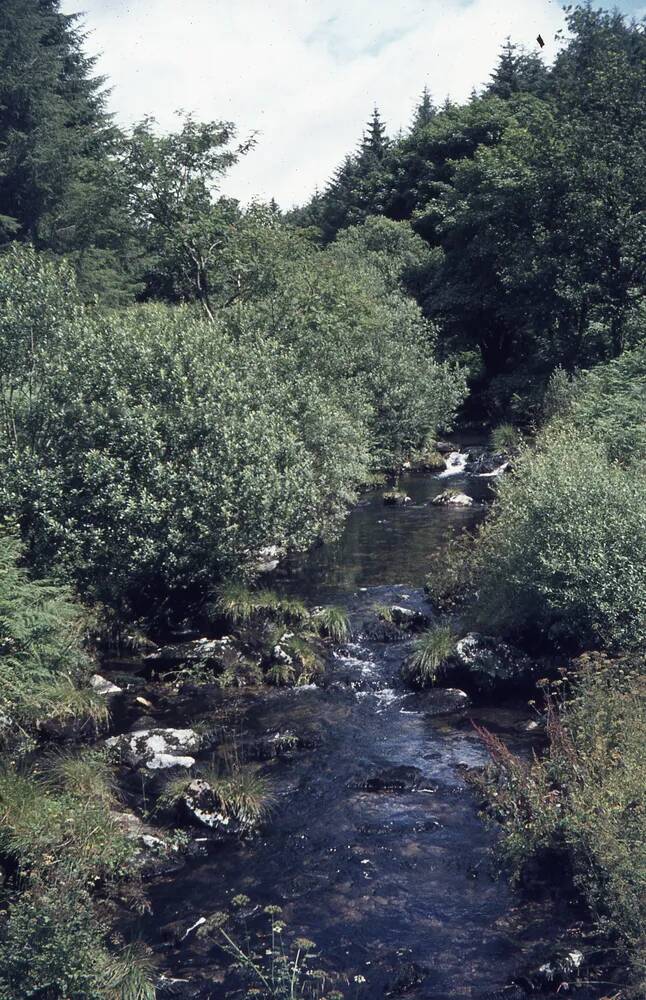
[97,443,606,999]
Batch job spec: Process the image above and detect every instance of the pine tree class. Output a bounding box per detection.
[487,37,549,99]
[411,87,435,131]
[0,0,110,241]
[0,0,138,302]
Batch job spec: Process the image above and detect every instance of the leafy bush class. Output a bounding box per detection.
[402,625,455,687]
[0,530,103,732]
[566,344,646,467]
[473,425,646,651]
[490,423,522,453]
[0,878,156,1000]
[474,654,645,988]
[424,529,475,611]
[0,245,466,619]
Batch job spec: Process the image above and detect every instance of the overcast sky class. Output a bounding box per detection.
[63,0,645,208]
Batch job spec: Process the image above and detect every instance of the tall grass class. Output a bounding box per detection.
[402,626,455,687]
[313,606,350,643]
[474,653,645,990]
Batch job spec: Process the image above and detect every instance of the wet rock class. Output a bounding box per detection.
[435,441,453,454]
[106,728,200,769]
[383,491,412,506]
[467,451,508,476]
[524,949,585,991]
[385,959,429,996]
[442,632,536,694]
[144,637,238,672]
[432,490,474,506]
[247,729,313,760]
[252,544,282,573]
[90,673,122,696]
[129,714,159,731]
[183,779,242,835]
[361,618,409,643]
[388,606,430,632]
[357,764,424,793]
[400,688,470,716]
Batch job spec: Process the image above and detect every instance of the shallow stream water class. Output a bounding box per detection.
[133,450,595,998]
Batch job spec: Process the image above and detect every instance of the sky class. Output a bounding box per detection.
[63,0,646,208]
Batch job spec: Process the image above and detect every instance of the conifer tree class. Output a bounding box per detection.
[411,87,436,130]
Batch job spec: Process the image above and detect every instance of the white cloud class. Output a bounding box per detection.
[63,0,567,207]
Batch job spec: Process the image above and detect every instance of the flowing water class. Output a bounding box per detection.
[137,450,593,998]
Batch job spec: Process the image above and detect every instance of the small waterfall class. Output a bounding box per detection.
[438,451,468,478]
[476,461,510,478]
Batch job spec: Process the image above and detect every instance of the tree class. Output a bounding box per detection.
[486,37,549,99]
[0,0,143,303]
[410,87,436,131]
[122,114,254,318]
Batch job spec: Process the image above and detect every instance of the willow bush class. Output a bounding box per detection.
[0,243,465,618]
[473,349,646,653]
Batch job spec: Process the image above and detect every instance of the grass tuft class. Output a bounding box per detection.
[403,625,455,687]
[313,605,350,643]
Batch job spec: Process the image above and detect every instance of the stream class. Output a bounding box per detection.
[120,446,595,998]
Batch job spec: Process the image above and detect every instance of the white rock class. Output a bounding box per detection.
[106,728,200,770]
[90,673,122,696]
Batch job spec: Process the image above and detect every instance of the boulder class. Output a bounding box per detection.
[431,490,474,507]
[90,673,122,697]
[388,605,430,631]
[383,491,412,506]
[361,617,408,643]
[400,688,470,716]
[106,727,200,770]
[435,441,453,454]
[442,633,536,694]
[466,451,508,476]
[253,544,282,573]
[144,637,239,673]
[182,778,239,833]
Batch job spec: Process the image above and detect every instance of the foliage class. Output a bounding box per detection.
[38,749,120,809]
[424,529,476,611]
[122,114,253,317]
[489,424,522,453]
[402,626,455,688]
[473,425,646,651]
[313,606,350,644]
[0,529,103,731]
[474,653,645,988]
[565,344,646,467]
[0,763,134,882]
[0,245,464,618]
[0,877,156,1000]
[198,899,347,998]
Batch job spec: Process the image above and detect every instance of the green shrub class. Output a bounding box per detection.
[0,530,103,732]
[490,423,522,452]
[0,878,156,1000]
[0,246,466,619]
[566,344,646,467]
[473,426,646,651]
[474,654,645,988]
[402,625,455,687]
[424,529,475,611]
